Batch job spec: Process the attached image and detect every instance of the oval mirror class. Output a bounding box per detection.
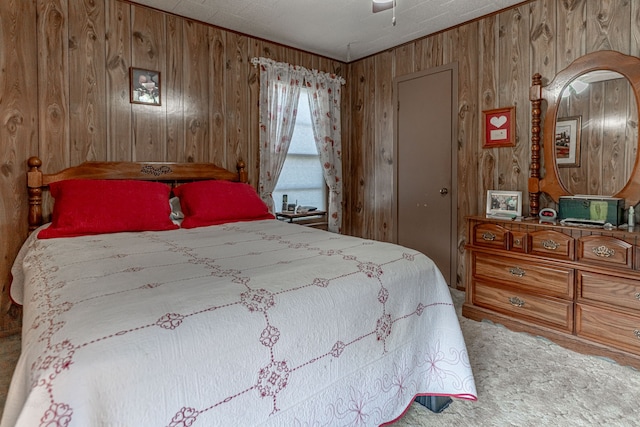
[529,50,640,216]
[555,70,637,196]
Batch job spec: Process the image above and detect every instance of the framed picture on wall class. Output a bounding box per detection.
[482,106,515,148]
[555,116,582,167]
[486,190,522,218]
[130,67,161,106]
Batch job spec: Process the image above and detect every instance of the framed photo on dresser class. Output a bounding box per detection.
[486,190,522,218]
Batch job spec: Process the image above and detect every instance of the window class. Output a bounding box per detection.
[273,89,327,212]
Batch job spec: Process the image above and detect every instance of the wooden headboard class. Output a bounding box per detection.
[27,156,248,232]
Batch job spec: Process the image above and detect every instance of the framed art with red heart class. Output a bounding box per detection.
[482,106,515,148]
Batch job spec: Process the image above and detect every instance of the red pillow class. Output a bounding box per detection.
[173,180,274,228]
[38,179,179,239]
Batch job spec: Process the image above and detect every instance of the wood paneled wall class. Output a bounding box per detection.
[1,0,640,333]
[344,0,640,288]
[0,0,343,335]
[0,0,39,335]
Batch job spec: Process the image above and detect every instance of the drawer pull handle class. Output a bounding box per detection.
[542,239,560,250]
[509,296,525,307]
[635,292,640,301]
[635,330,640,339]
[508,267,526,277]
[482,232,496,241]
[592,245,615,258]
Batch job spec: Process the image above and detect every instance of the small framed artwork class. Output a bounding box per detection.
[130,67,161,106]
[555,116,582,167]
[486,190,522,218]
[483,106,515,148]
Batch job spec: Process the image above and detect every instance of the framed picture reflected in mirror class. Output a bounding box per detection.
[555,116,582,167]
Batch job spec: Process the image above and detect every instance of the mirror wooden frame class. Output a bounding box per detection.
[529,50,640,216]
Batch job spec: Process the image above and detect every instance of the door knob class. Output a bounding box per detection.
[439,187,449,195]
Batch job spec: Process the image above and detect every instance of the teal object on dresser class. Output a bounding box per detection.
[558,196,624,225]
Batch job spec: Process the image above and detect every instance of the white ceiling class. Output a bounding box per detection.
[131,0,527,62]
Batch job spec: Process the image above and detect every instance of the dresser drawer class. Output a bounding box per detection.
[510,230,528,253]
[473,223,510,250]
[578,271,640,311]
[473,252,574,298]
[528,230,575,261]
[473,280,573,332]
[578,235,633,269]
[576,304,640,355]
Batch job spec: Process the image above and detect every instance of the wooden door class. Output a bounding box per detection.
[394,64,458,286]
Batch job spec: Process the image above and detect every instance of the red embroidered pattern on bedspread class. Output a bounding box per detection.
[4,220,476,427]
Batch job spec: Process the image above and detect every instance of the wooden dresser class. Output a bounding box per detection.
[463,216,640,369]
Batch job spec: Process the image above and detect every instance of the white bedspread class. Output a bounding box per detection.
[3,220,476,427]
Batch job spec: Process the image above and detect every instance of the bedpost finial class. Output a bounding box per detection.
[28,157,42,169]
[237,160,248,183]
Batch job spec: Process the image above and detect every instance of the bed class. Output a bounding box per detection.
[2,157,476,427]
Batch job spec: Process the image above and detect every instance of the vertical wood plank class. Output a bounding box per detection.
[530,0,556,81]
[209,27,227,168]
[586,80,605,194]
[105,0,132,161]
[556,0,586,68]
[361,57,377,239]
[341,62,352,234]
[183,19,209,162]
[394,44,415,78]
[602,78,629,194]
[224,32,249,177]
[498,6,530,200]
[350,60,373,236]
[529,0,557,209]
[68,0,106,163]
[165,15,184,161]
[247,38,262,185]
[374,50,393,243]
[478,16,498,213]
[130,5,166,161]
[415,34,444,71]
[38,0,70,173]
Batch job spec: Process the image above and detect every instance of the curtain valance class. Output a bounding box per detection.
[251,57,346,86]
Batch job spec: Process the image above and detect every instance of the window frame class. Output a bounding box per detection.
[273,88,327,213]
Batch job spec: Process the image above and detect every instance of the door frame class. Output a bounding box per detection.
[392,62,459,286]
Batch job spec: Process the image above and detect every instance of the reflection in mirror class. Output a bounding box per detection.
[555,70,638,196]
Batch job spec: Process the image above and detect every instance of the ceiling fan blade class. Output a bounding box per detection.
[372,0,394,13]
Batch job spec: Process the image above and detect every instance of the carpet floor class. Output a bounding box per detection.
[2,290,639,426]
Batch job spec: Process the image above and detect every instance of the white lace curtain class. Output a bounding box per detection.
[252,58,303,215]
[252,57,345,233]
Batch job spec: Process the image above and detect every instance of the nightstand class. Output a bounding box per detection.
[276,211,327,229]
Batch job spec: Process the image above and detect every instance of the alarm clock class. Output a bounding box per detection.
[539,207,557,221]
